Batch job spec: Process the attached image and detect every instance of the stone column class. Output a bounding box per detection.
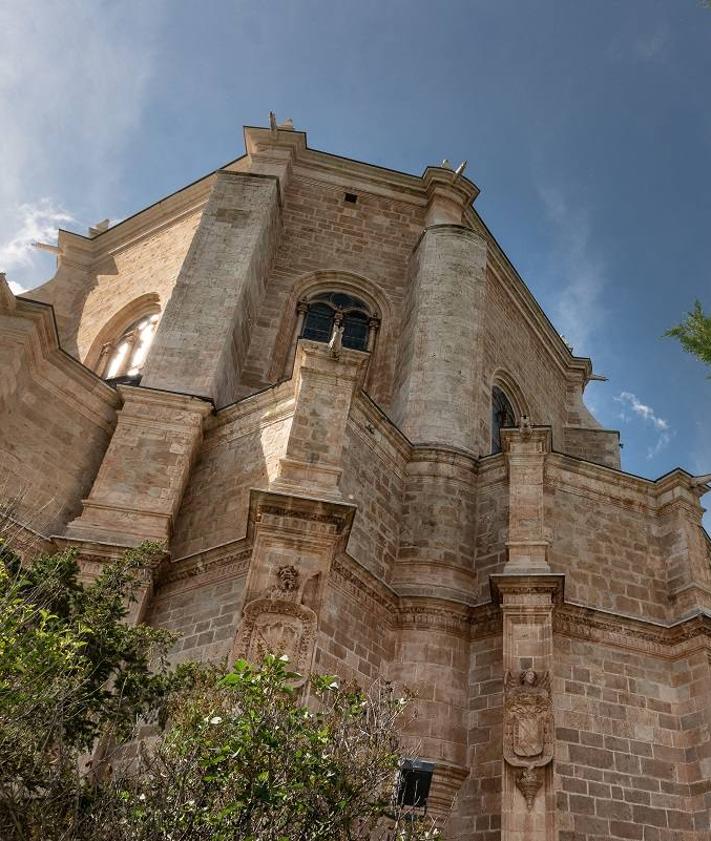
[63,386,211,546]
[655,471,711,616]
[141,170,281,407]
[392,169,484,455]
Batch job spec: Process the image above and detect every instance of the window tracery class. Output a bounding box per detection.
[98,313,160,384]
[300,291,377,352]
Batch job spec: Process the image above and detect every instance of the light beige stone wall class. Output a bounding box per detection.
[553,633,704,840]
[170,382,294,558]
[315,568,395,683]
[142,172,281,405]
[236,173,424,408]
[147,571,248,664]
[0,295,119,533]
[340,396,408,582]
[28,209,204,363]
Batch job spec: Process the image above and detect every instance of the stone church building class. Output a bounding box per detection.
[1,119,710,840]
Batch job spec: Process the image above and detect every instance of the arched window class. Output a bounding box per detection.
[98,313,160,385]
[300,292,375,351]
[491,385,517,454]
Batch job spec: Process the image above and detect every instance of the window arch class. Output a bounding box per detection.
[491,385,517,454]
[300,291,377,352]
[97,311,160,385]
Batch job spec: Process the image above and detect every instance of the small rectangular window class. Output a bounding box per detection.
[344,192,358,204]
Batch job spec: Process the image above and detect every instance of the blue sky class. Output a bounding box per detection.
[1,0,709,518]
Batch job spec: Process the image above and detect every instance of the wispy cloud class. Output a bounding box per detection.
[608,23,670,64]
[632,26,669,62]
[0,200,75,293]
[614,391,673,459]
[539,186,607,354]
[0,1,166,291]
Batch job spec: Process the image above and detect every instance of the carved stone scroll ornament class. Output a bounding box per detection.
[232,597,317,685]
[503,669,554,810]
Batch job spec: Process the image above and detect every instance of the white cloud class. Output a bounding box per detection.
[614,391,673,459]
[0,200,75,287]
[539,187,607,354]
[0,0,167,291]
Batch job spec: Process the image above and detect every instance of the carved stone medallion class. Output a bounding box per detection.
[503,669,554,810]
[232,597,317,683]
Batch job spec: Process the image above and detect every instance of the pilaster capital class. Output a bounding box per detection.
[490,572,565,609]
[247,488,356,549]
[501,425,552,457]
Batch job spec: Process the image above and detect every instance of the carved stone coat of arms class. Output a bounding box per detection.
[503,669,554,809]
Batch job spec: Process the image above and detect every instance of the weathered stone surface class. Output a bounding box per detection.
[1,124,710,840]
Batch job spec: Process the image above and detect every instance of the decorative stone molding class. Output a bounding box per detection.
[503,669,554,810]
[394,597,474,639]
[554,602,711,657]
[247,488,356,547]
[232,596,317,682]
[330,554,398,615]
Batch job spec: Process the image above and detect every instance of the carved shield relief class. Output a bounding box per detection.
[503,669,554,810]
[233,597,317,682]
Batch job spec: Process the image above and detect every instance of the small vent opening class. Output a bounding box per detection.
[344,192,358,204]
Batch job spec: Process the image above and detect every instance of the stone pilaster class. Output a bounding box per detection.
[232,488,355,681]
[141,170,280,407]
[63,386,211,546]
[392,224,487,454]
[271,340,368,501]
[491,574,563,841]
[655,471,711,616]
[502,427,552,572]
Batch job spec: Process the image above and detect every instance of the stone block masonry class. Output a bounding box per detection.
[1,122,709,840]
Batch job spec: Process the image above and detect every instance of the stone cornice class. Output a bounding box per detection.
[4,296,120,429]
[157,541,252,598]
[394,596,476,639]
[56,172,215,264]
[554,602,711,659]
[484,250,593,384]
[490,573,565,605]
[547,453,707,518]
[330,553,398,617]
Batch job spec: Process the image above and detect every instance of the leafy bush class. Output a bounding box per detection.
[0,540,439,841]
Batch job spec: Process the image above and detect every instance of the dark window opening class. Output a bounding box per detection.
[397,759,435,809]
[491,385,516,454]
[302,302,334,344]
[344,192,358,204]
[301,292,374,352]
